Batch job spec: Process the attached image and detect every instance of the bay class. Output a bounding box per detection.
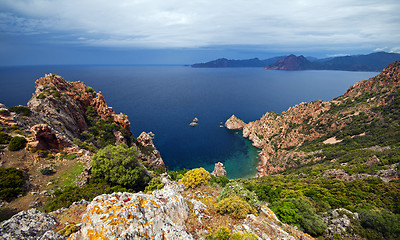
[0,65,377,178]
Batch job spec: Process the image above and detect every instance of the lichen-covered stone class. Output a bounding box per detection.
[0,209,58,240]
[68,184,193,240]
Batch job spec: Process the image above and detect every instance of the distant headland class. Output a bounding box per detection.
[192,51,400,72]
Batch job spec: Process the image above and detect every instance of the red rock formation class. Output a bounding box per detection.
[233,62,400,177]
[211,162,227,177]
[28,124,73,151]
[28,74,132,139]
[137,132,166,170]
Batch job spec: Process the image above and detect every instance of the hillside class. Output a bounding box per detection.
[227,61,400,178]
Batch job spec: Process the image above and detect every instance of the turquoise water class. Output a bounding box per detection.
[0,66,377,178]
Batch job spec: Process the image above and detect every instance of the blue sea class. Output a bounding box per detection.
[0,65,377,178]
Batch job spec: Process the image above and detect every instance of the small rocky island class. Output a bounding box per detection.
[189,117,199,127]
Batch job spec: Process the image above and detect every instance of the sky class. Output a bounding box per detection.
[0,0,400,65]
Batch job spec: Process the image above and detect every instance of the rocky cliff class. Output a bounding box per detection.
[5,73,165,170]
[26,74,130,141]
[230,61,400,177]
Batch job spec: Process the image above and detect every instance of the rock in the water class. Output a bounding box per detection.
[69,184,193,240]
[211,162,227,177]
[225,115,245,130]
[0,208,58,240]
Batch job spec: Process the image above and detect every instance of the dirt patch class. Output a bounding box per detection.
[323,137,343,145]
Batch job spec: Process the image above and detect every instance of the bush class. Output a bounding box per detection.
[218,182,262,209]
[181,167,211,189]
[0,132,12,144]
[215,195,257,219]
[270,197,326,236]
[40,167,55,176]
[0,168,26,201]
[359,208,400,239]
[144,177,164,193]
[0,109,10,116]
[91,144,149,190]
[205,227,258,240]
[8,106,31,116]
[8,136,27,151]
[210,175,230,187]
[205,226,231,240]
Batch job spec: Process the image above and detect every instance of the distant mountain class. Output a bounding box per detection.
[192,52,400,71]
[314,52,400,71]
[191,56,284,68]
[264,54,314,70]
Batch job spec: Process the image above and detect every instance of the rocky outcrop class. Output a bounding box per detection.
[0,208,58,240]
[28,124,75,151]
[225,115,245,130]
[137,132,166,170]
[211,162,227,177]
[68,183,193,240]
[228,62,400,177]
[26,74,131,141]
[323,208,359,240]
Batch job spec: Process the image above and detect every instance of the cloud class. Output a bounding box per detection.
[1,0,400,50]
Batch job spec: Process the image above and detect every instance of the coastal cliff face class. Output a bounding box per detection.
[26,74,130,141]
[233,62,400,177]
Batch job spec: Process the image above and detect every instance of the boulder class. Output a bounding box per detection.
[68,184,193,240]
[0,208,58,240]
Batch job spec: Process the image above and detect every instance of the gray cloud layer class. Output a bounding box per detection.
[1,0,400,51]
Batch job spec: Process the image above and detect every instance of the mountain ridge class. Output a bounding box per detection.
[192,52,400,71]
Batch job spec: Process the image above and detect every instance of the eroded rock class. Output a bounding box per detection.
[68,184,193,240]
[0,209,58,240]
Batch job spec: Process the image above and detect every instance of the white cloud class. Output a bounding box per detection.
[1,0,400,50]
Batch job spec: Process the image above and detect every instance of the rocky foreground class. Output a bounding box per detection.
[0,176,314,240]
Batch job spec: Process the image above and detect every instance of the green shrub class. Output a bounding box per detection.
[8,136,27,151]
[168,169,188,181]
[144,177,164,193]
[0,132,12,144]
[359,208,400,239]
[218,182,262,209]
[205,227,258,240]
[37,93,46,99]
[210,175,230,187]
[0,109,10,116]
[254,184,282,203]
[215,195,257,219]
[181,167,211,189]
[91,144,149,190]
[0,168,26,201]
[270,197,326,236]
[86,86,94,93]
[8,106,31,116]
[40,168,55,176]
[229,232,257,240]
[205,227,231,240]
